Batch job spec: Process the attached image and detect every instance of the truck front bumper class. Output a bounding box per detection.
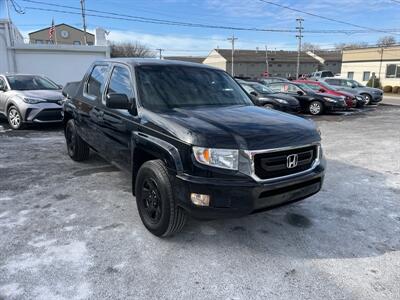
[173,160,325,220]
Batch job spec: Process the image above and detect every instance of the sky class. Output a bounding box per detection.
[6,0,400,56]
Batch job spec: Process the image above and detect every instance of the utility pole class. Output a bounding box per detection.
[296,18,304,79]
[156,48,164,59]
[227,34,238,76]
[80,0,88,45]
[378,47,384,80]
[265,45,269,76]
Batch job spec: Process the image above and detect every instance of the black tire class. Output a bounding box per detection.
[7,106,24,130]
[263,103,275,109]
[362,94,371,105]
[308,101,323,115]
[65,119,90,161]
[135,159,187,237]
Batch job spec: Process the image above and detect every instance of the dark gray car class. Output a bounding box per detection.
[0,74,64,129]
[320,77,383,105]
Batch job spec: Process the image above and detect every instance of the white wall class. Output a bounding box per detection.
[0,19,110,85]
[13,45,110,85]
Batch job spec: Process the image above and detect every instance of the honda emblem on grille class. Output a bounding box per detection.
[286,154,298,168]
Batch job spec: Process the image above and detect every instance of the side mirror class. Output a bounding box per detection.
[351,84,356,88]
[57,84,63,89]
[297,90,304,96]
[250,91,258,96]
[319,88,326,93]
[106,93,131,110]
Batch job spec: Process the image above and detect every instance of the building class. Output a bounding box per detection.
[164,56,206,64]
[0,1,109,85]
[203,49,342,78]
[29,23,95,45]
[341,46,400,86]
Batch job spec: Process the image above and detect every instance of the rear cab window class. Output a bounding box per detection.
[84,65,109,101]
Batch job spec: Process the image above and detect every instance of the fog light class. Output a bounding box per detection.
[190,193,210,206]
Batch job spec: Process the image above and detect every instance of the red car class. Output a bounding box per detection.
[294,80,357,108]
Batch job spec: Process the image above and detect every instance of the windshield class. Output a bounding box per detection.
[248,83,274,93]
[6,75,60,91]
[319,81,338,91]
[136,65,252,110]
[296,83,315,93]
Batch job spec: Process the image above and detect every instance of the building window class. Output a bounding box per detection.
[386,64,400,78]
[73,41,81,45]
[347,72,354,79]
[363,71,371,81]
[277,64,282,67]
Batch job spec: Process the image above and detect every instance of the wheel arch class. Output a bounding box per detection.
[131,132,184,195]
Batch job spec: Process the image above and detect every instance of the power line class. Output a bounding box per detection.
[21,0,400,35]
[257,0,400,36]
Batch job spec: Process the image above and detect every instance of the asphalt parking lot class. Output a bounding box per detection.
[0,104,399,300]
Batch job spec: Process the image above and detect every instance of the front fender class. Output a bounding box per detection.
[131,131,184,174]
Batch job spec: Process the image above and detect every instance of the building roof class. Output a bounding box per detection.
[28,23,95,37]
[212,49,341,63]
[342,45,400,62]
[163,56,206,64]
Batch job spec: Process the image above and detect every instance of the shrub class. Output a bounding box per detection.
[366,77,382,89]
[393,86,400,93]
[383,85,393,93]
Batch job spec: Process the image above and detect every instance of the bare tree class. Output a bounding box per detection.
[334,42,369,50]
[110,41,156,58]
[377,36,396,47]
[302,42,321,51]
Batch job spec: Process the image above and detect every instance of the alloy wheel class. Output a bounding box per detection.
[8,108,21,129]
[309,102,321,115]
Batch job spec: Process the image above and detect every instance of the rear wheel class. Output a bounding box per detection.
[7,106,24,130]
[65,119,90,161]
[309,101,323,115]
[135,159,187,237]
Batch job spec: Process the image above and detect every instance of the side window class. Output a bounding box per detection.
[269,84,283,92]
[86,65,108,100]
[306,83,320,91]
[326,79,339,86]
[106,66,134,101]
[0,77,6,90]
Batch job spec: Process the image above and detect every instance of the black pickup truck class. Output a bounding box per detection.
[62,59,326,237]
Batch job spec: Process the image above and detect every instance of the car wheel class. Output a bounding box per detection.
[362,94,371,105]
[309,101,323,115]
[135,159,187,237]
[65,119,90,161]
[7,106,24,130]
[264,103,275,109]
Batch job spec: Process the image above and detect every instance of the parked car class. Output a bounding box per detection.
[259,77,289,85]
[310,70,335,81]
[0,74,64,129]
[266,81,347,115]
[238,81,300,112]
[294,79,364,108]
[320,77,383,105]
[63,59,325,237]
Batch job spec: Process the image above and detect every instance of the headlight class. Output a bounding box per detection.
[323,97,338,103]
[22,97,46,104]
[276,99,288,104]
[193,147,239,170]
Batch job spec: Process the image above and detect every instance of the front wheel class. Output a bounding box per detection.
[65,119,90,161]
[135,160,187,237]
[263,103,275,109]
[8,106,24,130]
[362,94,371,105]
[309,101,323,115]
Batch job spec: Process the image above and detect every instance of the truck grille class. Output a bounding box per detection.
[253,145,318,180]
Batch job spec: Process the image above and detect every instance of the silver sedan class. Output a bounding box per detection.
[0,74,64,130]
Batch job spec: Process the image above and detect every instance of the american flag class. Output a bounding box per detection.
[48,18,55,42]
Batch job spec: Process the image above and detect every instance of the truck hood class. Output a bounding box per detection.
[14,90,64,101]
[142,105,320,150]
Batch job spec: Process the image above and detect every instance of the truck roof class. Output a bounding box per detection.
[94,58,218,69]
